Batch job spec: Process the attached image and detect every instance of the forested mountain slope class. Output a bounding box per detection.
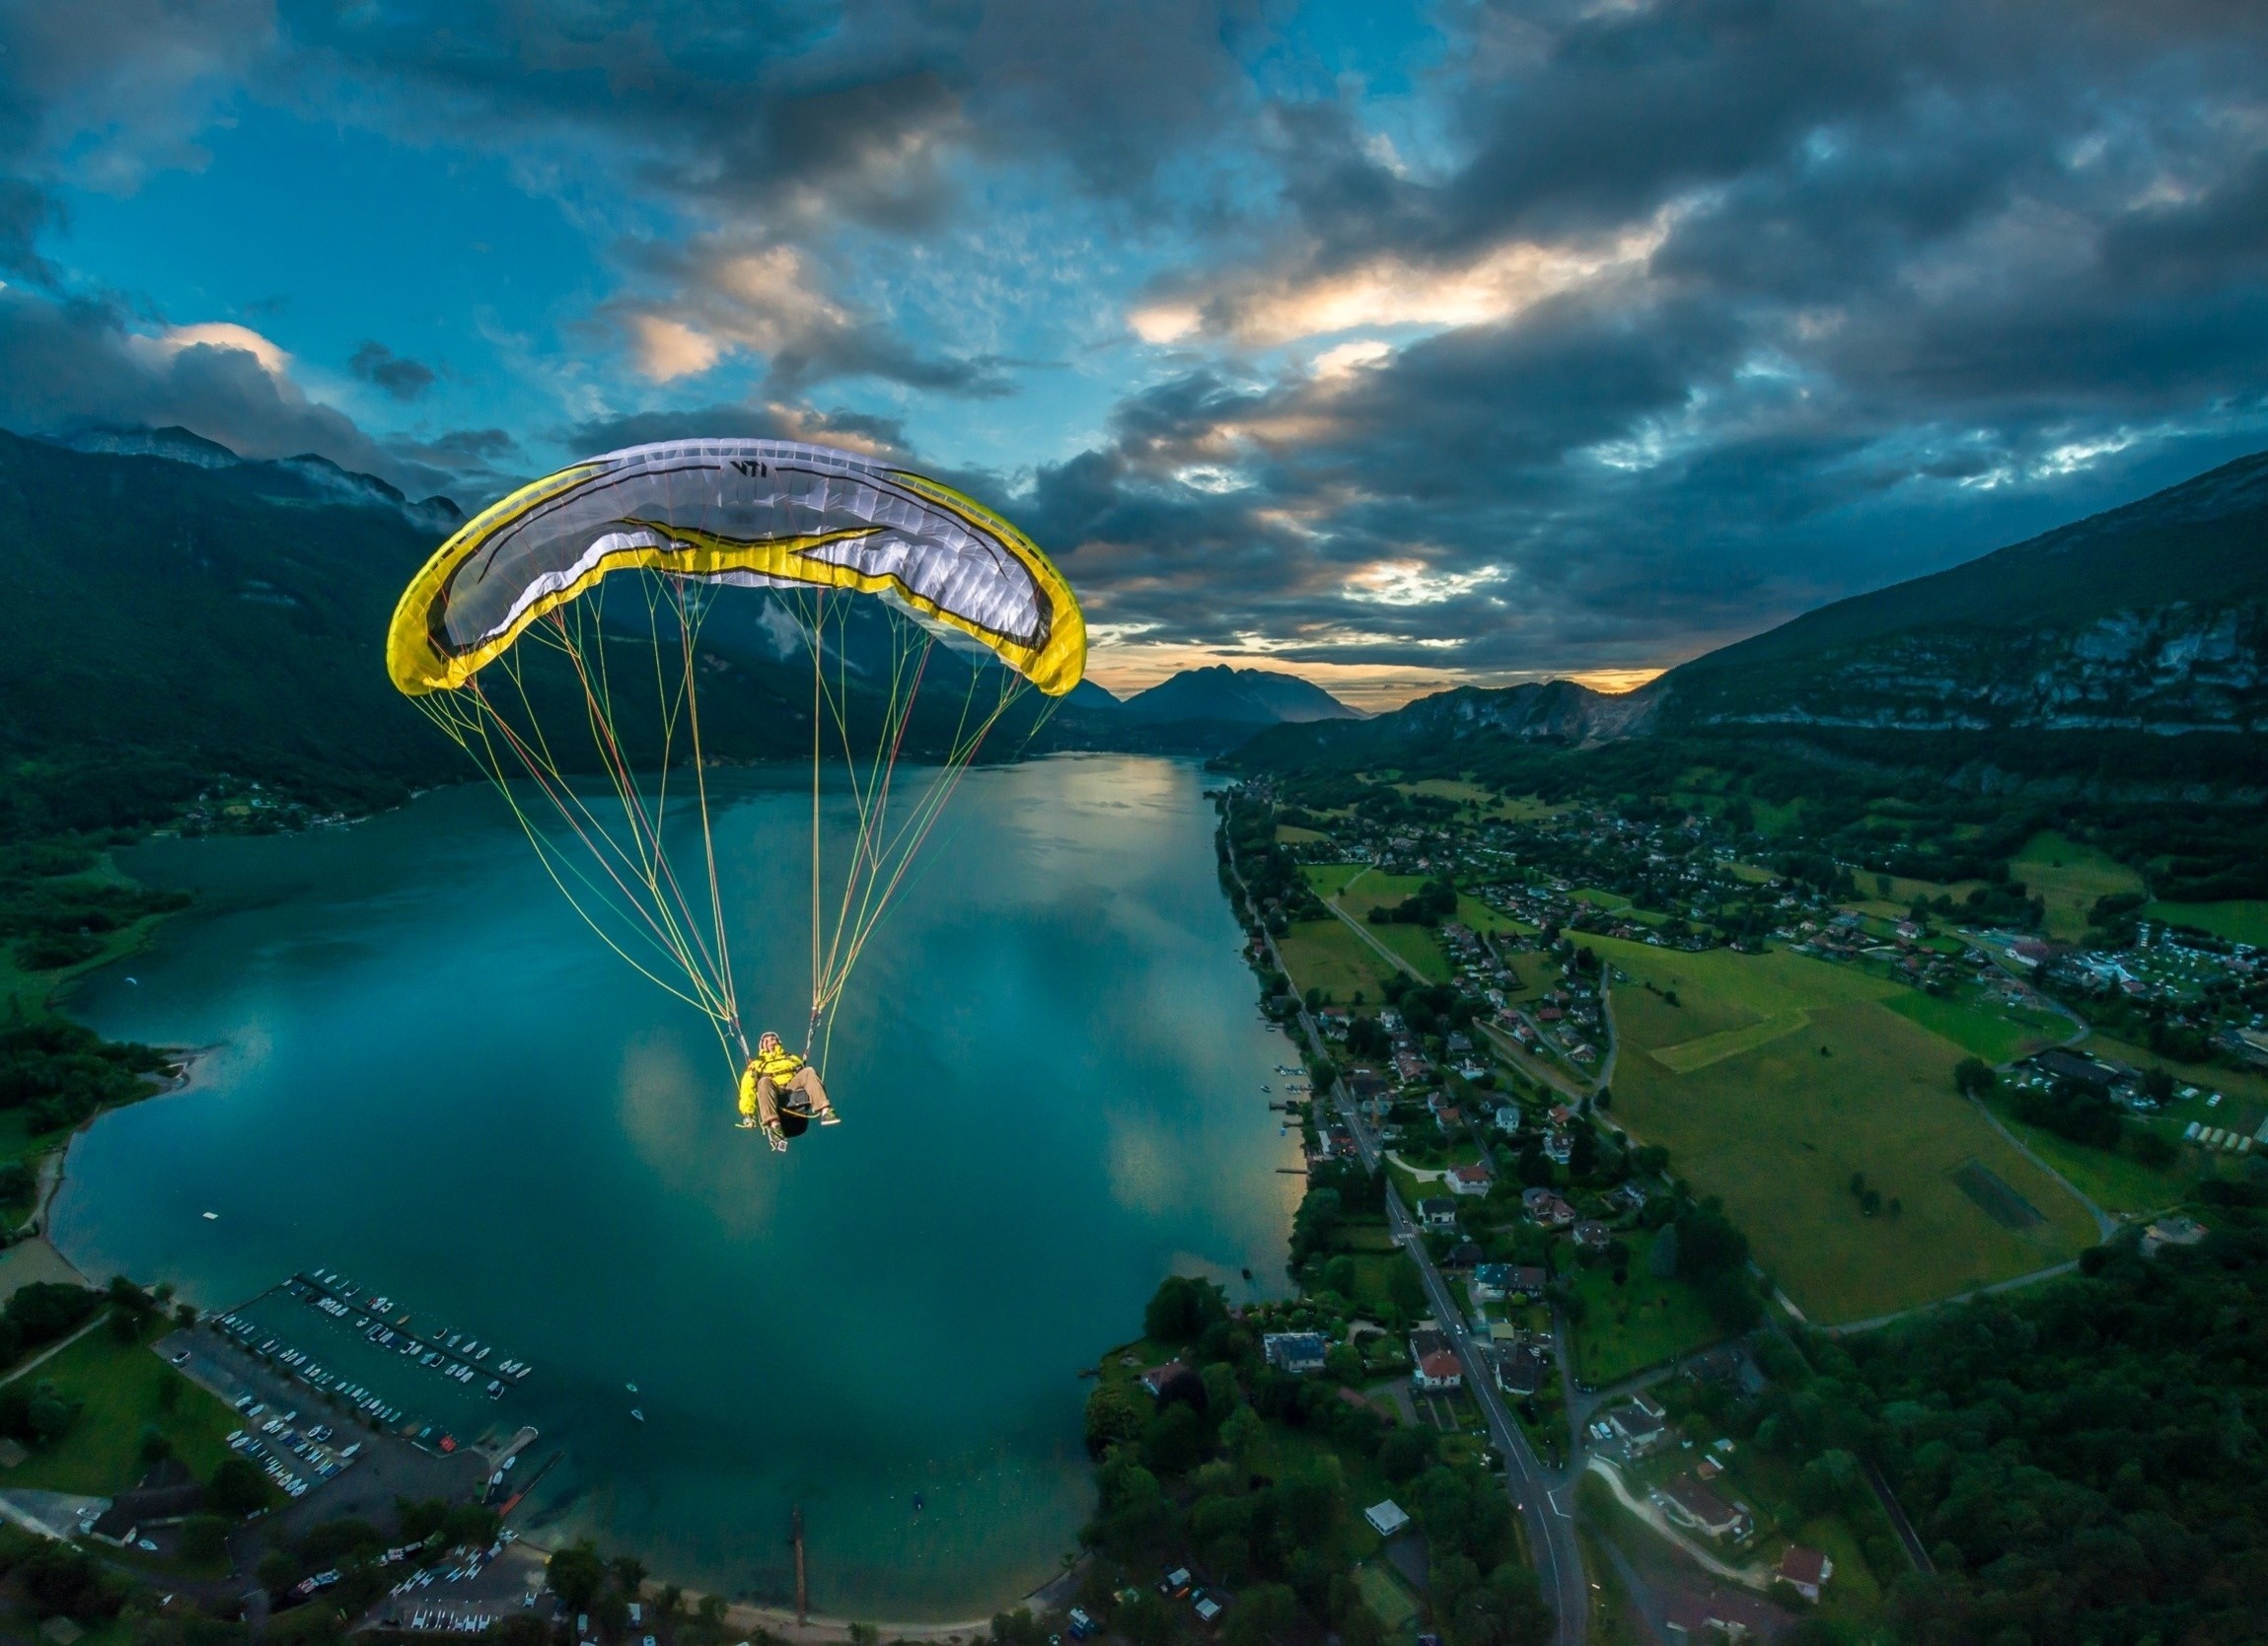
[1238,449,2268,792]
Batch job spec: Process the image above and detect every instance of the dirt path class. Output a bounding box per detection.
[1583,1459,1769,1590]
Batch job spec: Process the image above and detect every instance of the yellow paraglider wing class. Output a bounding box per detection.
[387,438,1085,698]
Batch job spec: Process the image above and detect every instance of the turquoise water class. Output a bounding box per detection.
[51,755,1301,1616]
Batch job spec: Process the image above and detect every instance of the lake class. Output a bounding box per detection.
[51,754,1303,1617]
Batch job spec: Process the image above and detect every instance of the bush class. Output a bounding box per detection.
[1082,1384,1143,1458]
[208,1455,269,1518]
[21,1542,120,1619]
[1143,1275,1228,1344]
[181,1516,232,1563]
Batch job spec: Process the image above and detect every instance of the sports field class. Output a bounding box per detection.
[2012,831,2144,941]
[1595,937,2098,1324]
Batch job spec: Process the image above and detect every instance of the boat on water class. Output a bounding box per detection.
[625,1382,638,1395]
[630,1408,645,1423]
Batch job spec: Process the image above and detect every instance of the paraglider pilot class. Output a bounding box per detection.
[737,1032,840,1150]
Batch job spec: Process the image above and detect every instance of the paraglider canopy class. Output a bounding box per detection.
[385,438,1085,1078]
[389,438,1084,700]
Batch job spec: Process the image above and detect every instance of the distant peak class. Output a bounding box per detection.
[1121,665,1363,724]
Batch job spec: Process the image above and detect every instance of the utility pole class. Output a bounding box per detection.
[792,1504,807,1625]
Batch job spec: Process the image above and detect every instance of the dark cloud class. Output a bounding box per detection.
[0,288,515,504]
[1031,0,2268,678]
[9,2,2268,681]
[348,340,438,401]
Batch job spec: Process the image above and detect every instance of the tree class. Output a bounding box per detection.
[1797,1450,1862,1516]
[21,1542,118,1620]
[1953,1057,1996,1098]
[257,1549,301,1596]
[1376,1425,1436,1483]
[1143,1275,1228,1344]
[609,1554,648,1595]
[180,1515,230,1563]
[1083,1384,1143,1458]
[1142,1402,1205,1474]
[547,1542,607,1612]
[448,1503,502,1547]
[1219,1403,1264,1467]
[1222,1583,1297,1646]
[208,1455,268,1517]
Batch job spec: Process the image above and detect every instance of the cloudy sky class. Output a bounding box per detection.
[5,1,2266,703]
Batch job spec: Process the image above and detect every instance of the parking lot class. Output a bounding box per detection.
[157,1324,486,1540]
[361,1536,555,1633]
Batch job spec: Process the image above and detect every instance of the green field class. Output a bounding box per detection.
[1874,872,1991,908]
[1981,1096,2191,1217]
[1566,1264,1721,1385]
[1277,824,1329,845]
[1278,919,1397,1004]
[1363,922,1454,983]
[1321,872,1456,981]
[3,1317,246,1496]
[1881,991,2068,1063]
[1649,1010,1811,1073]
[1596,938,2097,1324]
[2145,899,2268,945]
[2012,831,2145,941]
[1303,863,1372,900]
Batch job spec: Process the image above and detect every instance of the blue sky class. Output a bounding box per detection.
[4,1,2266,703]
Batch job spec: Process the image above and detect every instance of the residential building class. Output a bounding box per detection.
[1609,1396,1668,1453]
[1409,1329,1463,1392]
[1658,1475,1752,1540]
[1138,1361,1189,1397]
[1448,1163,1494,1197]
[1419,1197,1460,1231]
[1573,1220,1612,1251]
[1522,1186,1576,1227]
[1262,1332,1328,1376]
[1364,1500,1410,1538]
[1495,1344,1543,1396]
[1777,1545,1833,1602]
[2143,1215,2209,1256]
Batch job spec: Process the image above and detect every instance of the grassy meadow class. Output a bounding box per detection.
[1565,1263,1721,1385]
[1277,918,1399,1004]
[2012,831,2145,941]
[2145,899,2268,945]
[3,1318,244,1497]
[1594,937,2098,1324]
[1880,990,2069,1063]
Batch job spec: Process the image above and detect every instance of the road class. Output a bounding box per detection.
[1382,1178,1588,1646]
[1217,821,1588,1646]
[1821,1256,2082,1335]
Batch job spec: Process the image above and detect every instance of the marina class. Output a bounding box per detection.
[207,1268,538,1459]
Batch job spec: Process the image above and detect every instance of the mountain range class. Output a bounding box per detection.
[5,422,2261,837]
[1238,449,2268,790]
[0,428,1356,834]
